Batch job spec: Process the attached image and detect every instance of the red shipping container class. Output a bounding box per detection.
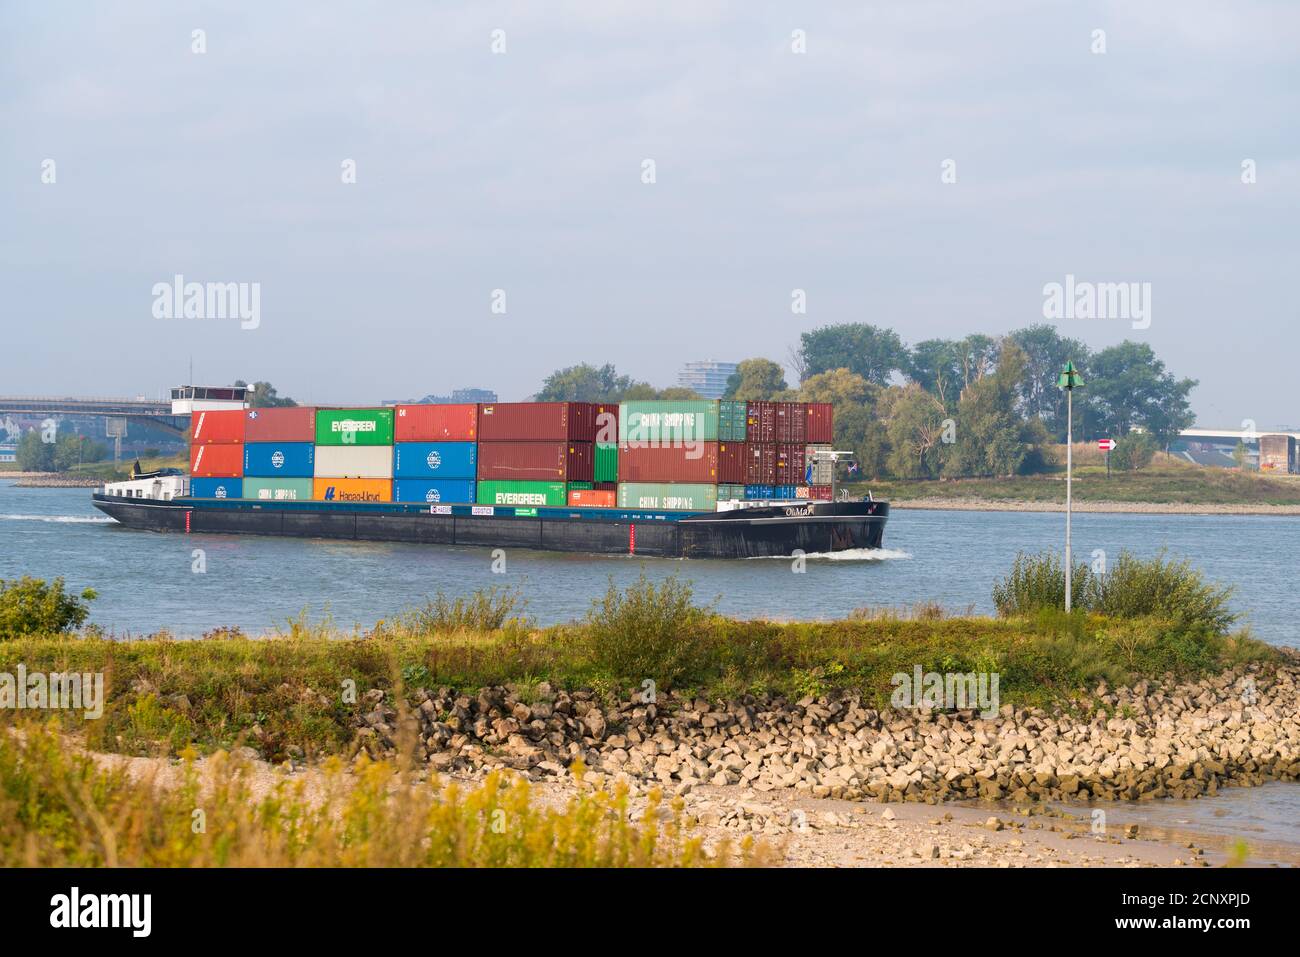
[806,403,834,443]
[394,404,478,442]
[618,443,720,483]
[744,444,777,485]
[190,443,244,477]
[244,406,317,442]
[808,485,832,500]
[717,442,748,484]
[569,488,616,508]
[746,402,776,442]
[774,403,807,443]
[776,444,806,485]
[477,441,594,482]
[477,402,598,442]
[190,409,245,445]
[592,403,619,445]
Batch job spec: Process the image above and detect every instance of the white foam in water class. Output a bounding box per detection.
[0,514,115,524]
[746,547,912,561]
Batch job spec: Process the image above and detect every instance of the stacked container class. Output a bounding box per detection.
[313,408,394,502]
[189,409,245,495]
[240,407,317,501]
[393,404,478,504]
[475,402,597,507]
[743,402,835,501]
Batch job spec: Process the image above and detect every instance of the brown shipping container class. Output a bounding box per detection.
[717,442,748,484]
[592,403,619,445]
[774,403,807,443]
[806,403,834,443]
[477,441,594,483]
[394,404,478,442]
[190,443,244,477]
[243,406,317,443]
[618,443,720,483]
[744,444,777,485]
[477,402,598,442]
[569,488,616,508]
[808,485,832,500]
[190,409,245,445]
[746,402,776,442]
[775,444,806,485]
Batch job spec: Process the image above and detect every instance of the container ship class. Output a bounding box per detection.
[91,400,888,558]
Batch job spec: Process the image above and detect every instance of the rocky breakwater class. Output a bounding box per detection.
[354,660,1300,804]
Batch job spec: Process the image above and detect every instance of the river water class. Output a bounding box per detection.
[1,481,1296,859]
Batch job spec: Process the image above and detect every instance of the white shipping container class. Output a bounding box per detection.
[805,444,834,485]
[313,444,394,479]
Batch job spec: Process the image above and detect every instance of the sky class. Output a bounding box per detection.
[2,1,1298,427]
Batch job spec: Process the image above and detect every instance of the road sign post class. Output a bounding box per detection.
[1098,438,1116,479]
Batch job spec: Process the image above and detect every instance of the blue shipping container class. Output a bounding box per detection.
[393,479,476,504]
[243,442,315,477]
[744,485,774,500]
[393,442,477,479]
[772,485,799,499]
[190,477,242,499]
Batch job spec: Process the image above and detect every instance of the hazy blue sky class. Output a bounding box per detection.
[3,1,1297,426]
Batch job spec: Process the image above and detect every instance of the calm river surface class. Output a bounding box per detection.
[3,480,1297,859]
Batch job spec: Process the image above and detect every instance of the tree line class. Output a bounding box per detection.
[534,322,1196,480]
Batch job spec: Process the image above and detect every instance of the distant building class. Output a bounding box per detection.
[382,388,498,406]
[677,361,737,400]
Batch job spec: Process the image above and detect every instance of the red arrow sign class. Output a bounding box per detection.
[1098,439,1116,451]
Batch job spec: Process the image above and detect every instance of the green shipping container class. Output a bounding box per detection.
[717,483,746,501]
[619,400,719,444]
[718,400,748,442]
[477,480,567,507]
[315,408,395,446]
[617,482,718,512]
[595,443,618,482]
[242,477,314,502]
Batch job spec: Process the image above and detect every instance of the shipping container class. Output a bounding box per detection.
[394,404,478,442]
[393,442,477,479]
[806,403,834,443]
[242,477,314,501]
[594,442,619,482]
[477,402,598,442]
[745,401,775,443]
[772,485,799,500]
[744,484,774,500]
[617,443,719,483]
[314,408,395,446]
[619,400,719,445]
[190,409,245,445]
[808,485,833,501]
[392,479,476,504]
[312,478,392,503]
[476,441,593,483]
[717,483,746,501]
[314,445,394,479]
[190,477,242,499]
[744,443,777,485]
[593,403,620,445]
[476,480,568,507]
[569,488,616,508]
[243,441,315,478]
[805,444,834,485]
[244,407,316,443]
[774,402,808,443]
[617,482,718,512]
[717,442,748,484]
[775,444,806,486]
[718,400,749,442]
[190,443,244,477]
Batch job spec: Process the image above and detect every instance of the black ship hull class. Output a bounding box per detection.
[91,494,888,559]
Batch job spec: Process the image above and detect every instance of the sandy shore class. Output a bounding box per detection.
[893,497,1300,515]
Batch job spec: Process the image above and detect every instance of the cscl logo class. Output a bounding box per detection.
[271,451,285,469]
[426,451,441,470]
[424,488,441,503]
[324,486,336,501]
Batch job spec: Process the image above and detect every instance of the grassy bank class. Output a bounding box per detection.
[849,450,1300,507]
[0,606,1274,763]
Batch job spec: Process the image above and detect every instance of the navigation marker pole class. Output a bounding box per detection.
[1056,362,1085,612]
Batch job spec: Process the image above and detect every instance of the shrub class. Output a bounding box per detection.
[0,576,96,638]
[584,573,713,688]
[991,552,1094,617]
[1111,432,1156,471]
[388,586,530,635]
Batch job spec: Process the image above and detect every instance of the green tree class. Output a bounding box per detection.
[1087,343,1196,446]
[234,380,297,408]
[723,358,787,401]
[52,434,106,471]
[0,576,96,637]
[942,342,1046,477]
[16,431,54,471]
[796,369,887,477]
[1009,324,1091,440]
[886,384,947,478]
[799,323,908,385]
[534,364,647,402]
[906,335,997,411]
[1111,431,1156,471]
[655,387,703,400]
